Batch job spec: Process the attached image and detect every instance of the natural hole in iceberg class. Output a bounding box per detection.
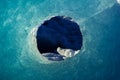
[36,16,83,61]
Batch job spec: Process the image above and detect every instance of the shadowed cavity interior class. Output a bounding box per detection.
[36,16,83,54]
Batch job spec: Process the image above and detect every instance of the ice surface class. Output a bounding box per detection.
[0,0,120,80]
[117,0,120,4]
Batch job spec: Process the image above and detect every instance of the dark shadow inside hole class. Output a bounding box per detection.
[36,16,83,55]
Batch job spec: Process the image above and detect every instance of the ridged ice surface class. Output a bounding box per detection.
[0,0,120,80]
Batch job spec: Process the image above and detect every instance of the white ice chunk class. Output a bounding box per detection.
[117,0,120,4]
[57,47,80,58]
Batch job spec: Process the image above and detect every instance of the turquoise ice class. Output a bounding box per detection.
[0,0,120,80]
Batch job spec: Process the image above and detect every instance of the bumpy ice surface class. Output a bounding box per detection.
[0,0,120,80]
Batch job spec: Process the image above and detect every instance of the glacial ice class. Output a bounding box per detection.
[1,0,120,80]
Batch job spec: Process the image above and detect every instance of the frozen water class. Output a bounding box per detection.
[0,0,120,80]
[117,0,120,4]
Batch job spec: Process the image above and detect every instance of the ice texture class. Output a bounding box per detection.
[0,0,119,80]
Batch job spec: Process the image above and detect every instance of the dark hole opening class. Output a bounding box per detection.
[36,16,83,60]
